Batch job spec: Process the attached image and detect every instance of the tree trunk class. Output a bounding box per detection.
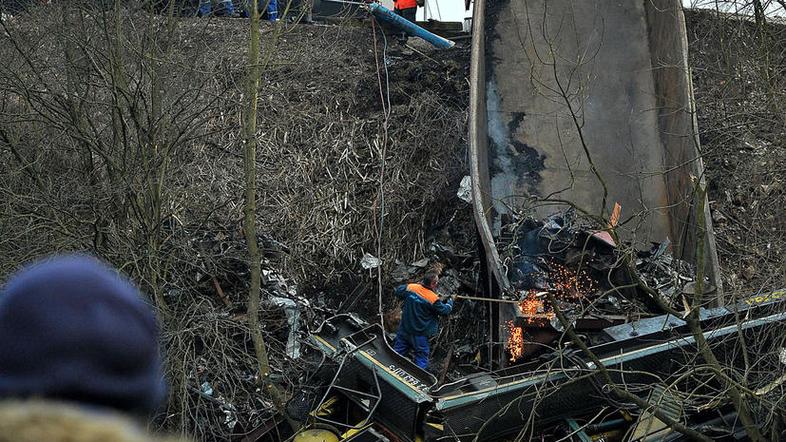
[752,0,766,29]
[242,0,287,415]
[687,183,764,442]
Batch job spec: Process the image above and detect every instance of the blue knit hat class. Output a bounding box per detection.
[0,255,166,415]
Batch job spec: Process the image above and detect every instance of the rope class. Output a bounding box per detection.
[370,16,391,335]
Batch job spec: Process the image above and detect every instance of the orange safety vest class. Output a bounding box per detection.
[394,0,418,10]
[406,283,439,304]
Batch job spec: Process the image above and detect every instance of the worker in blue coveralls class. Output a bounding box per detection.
[241,0,278,20]
[198,0,235,16]
[392,271,454,370]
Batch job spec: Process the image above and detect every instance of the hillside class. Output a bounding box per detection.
[0,3,785,440]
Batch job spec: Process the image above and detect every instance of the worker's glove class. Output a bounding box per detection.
[441,294,454,303]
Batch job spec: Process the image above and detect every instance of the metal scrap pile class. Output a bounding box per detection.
[500,209,697,361]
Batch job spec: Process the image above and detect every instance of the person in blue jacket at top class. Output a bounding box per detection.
[198,0,235,17]
[392,271,454,370]
[241,0,278,20]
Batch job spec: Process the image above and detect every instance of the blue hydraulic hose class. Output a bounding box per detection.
[367,3,455,49]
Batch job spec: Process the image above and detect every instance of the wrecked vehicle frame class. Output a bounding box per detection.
[298,291,786,441]
[250,0,780,439]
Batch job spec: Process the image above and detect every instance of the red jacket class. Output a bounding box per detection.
[394,0,417,10]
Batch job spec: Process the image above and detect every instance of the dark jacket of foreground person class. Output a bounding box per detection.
[0,255,182,442]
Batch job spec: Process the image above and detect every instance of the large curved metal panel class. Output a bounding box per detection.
[469,0,721,299]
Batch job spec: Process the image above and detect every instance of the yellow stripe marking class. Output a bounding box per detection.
[314,335,336,351]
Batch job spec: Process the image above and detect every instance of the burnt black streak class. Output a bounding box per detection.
[506,108,546,195]
[484,0,507,80]
[508,111,526,134]
[483,0,546,197]
[511,140,546,189]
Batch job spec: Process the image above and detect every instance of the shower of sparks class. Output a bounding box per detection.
[506,263,599,362]
[506,320,524,362]
[548,261,597,300]
[517,290,552,323]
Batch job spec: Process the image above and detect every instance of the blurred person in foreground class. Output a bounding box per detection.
[0,255,180,442]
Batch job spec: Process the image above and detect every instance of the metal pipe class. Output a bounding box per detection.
[367,3,455,49]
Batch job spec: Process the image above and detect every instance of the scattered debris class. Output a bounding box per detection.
[360,253,382,270]
[457,175,473,203]
[411,257,430,268]
[630,384,684,440]
[201,382,214,397]
[499,209,698,361]
[270,296,302,359]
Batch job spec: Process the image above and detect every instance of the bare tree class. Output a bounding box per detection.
[242,0,287,417]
